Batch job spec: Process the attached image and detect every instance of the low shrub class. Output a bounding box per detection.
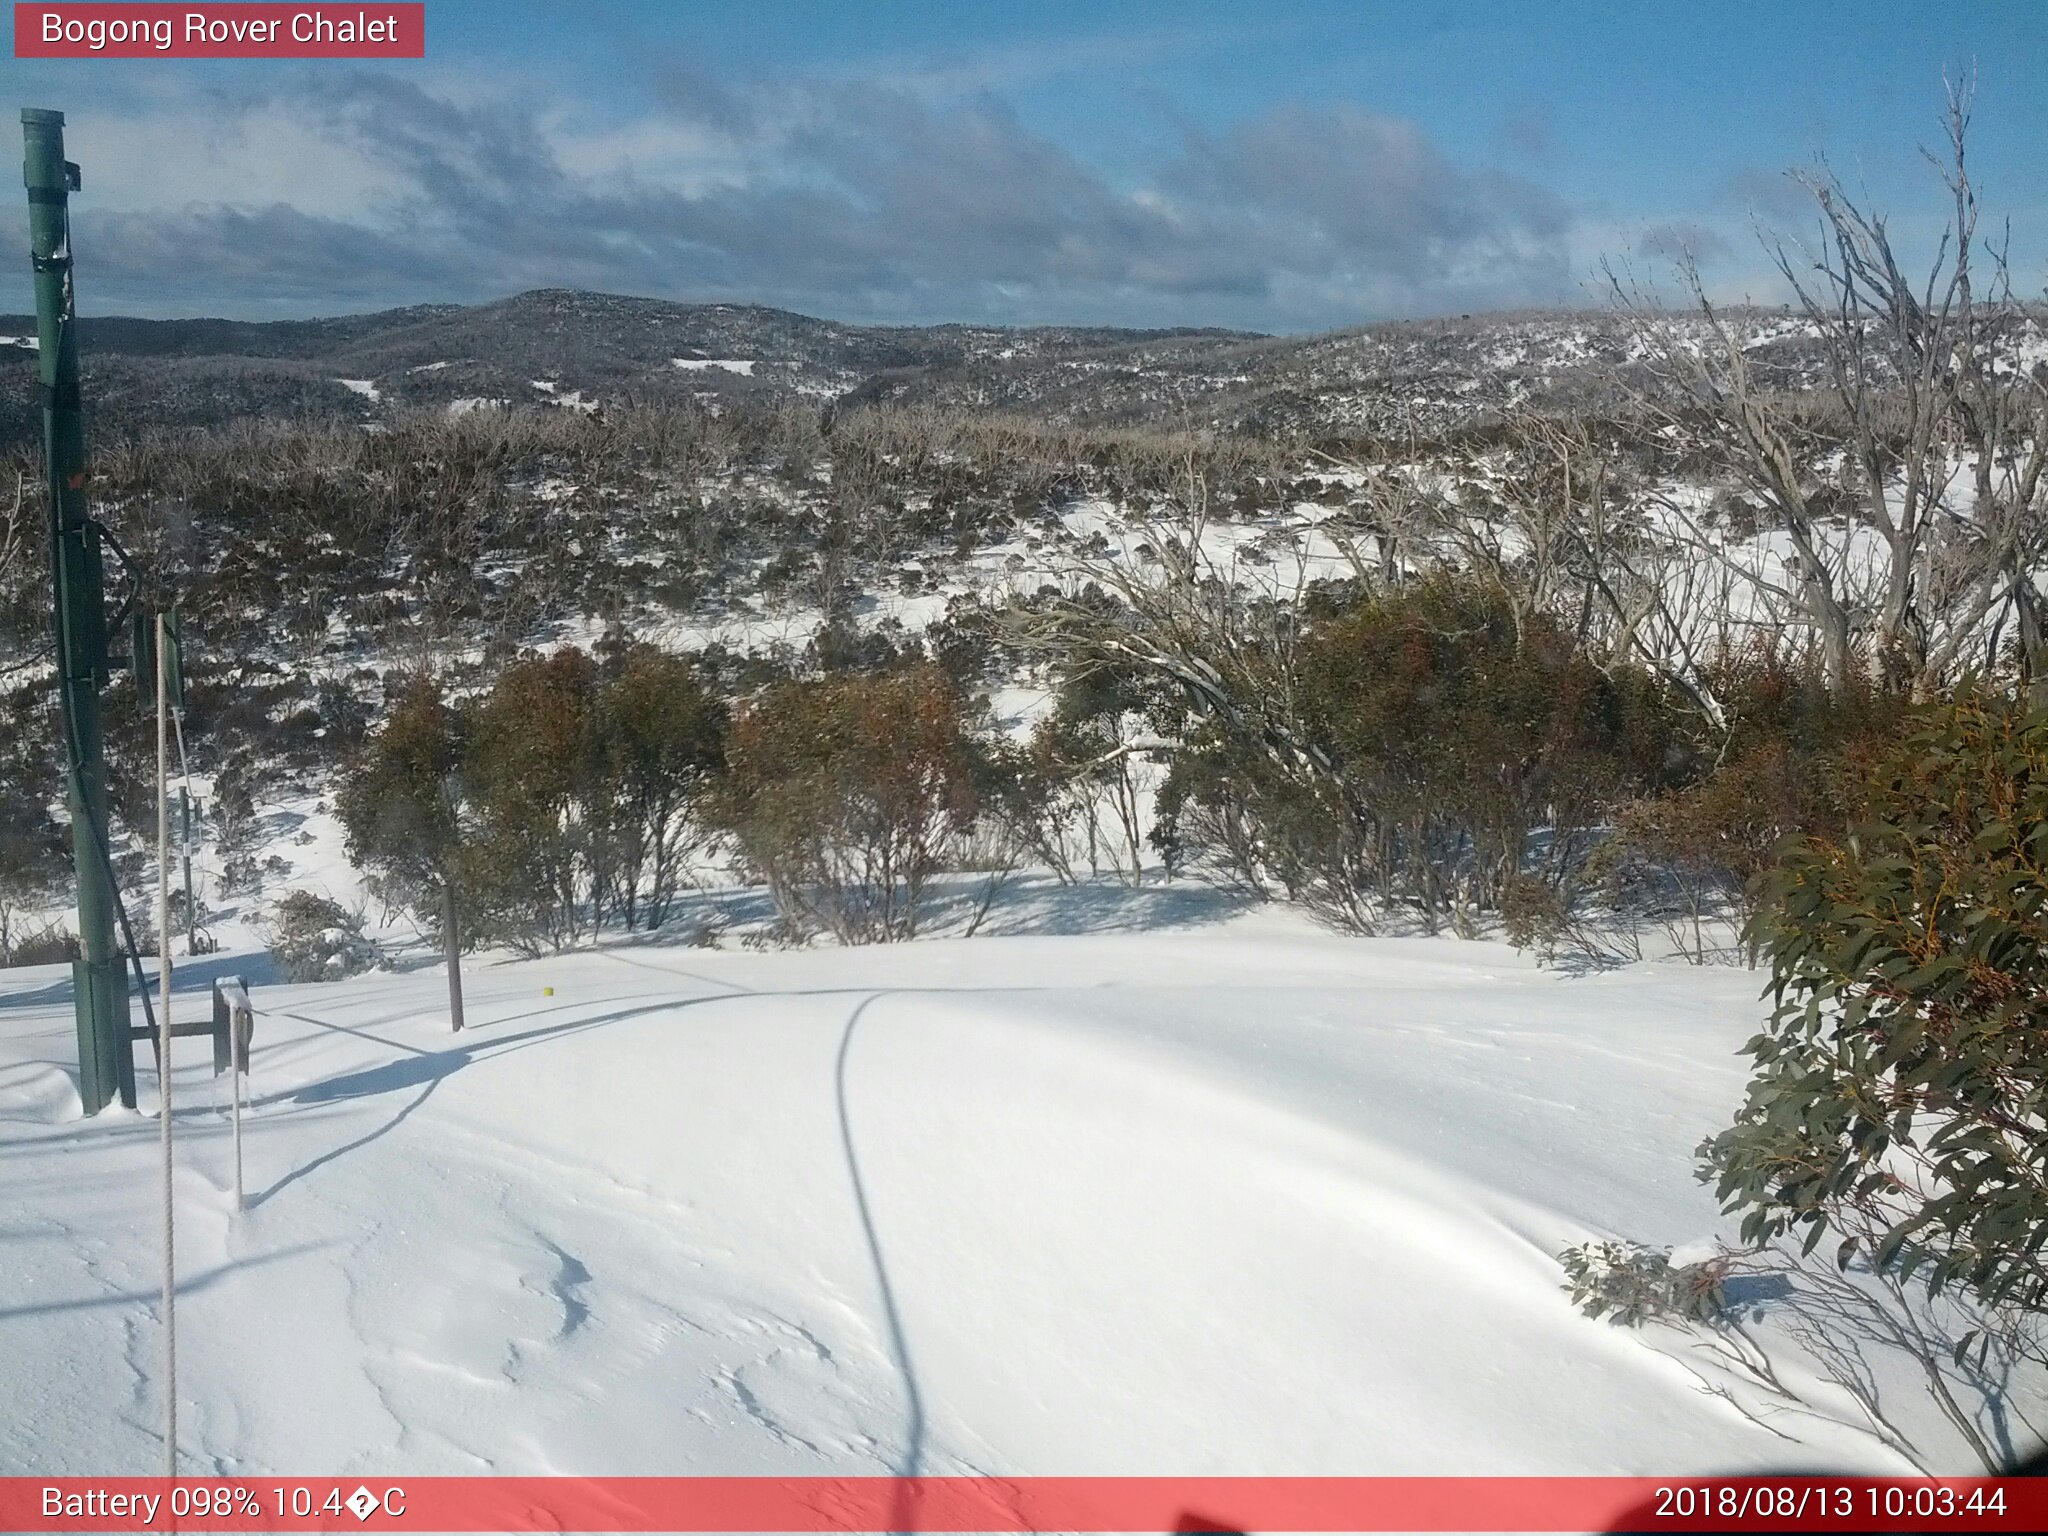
[4,921,78,968]
[1559,1239,1729,1327]
[259,890,378,983]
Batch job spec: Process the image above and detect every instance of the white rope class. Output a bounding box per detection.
[171,704,196,954]
[156,614,177,1478]
[232,1036,244,1212]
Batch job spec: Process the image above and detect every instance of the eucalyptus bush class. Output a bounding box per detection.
[716,664,1010,943]
[1701,688,2048,1324]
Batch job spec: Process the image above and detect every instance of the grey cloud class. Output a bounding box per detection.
[1168,105,1570,293]
[1492,103,1555,163]
[82,201,470,302]
[1712,165,1814,224]
[58,74,1582,328]
[1635,220,1733,266]
[649,56,764,136]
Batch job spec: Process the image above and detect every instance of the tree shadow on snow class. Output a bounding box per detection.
[248,996,721,1206]
[951,874,1249,938]
[0,949,283,1017]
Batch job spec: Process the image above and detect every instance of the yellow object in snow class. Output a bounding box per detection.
[543,986,554,997]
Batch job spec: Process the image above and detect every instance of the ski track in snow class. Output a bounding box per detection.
[2,908,2027,1478]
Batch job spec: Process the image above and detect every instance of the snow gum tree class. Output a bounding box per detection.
[334,674,469,1028]
[1130,575,1678,933]
[717,665,1005,943]
[1026,666,1167,885]
[590,646,727,932]
[461,648,602,951]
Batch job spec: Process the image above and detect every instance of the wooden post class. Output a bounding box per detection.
[442,880,465,1033]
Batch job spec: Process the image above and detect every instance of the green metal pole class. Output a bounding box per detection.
[24,108,131,1113]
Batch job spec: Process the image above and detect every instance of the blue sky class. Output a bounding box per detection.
[5,0,2044,330]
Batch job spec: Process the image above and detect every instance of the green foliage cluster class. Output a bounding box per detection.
[1558,1239,1730,1327]
[459,644,728,948]
[1135,574,1924,949]
[333,675,464,920]
[1594,650,1895,959]
[1702,688,2048,1317]
[336,646,725,954]
[1157,576,1680,932]
[1303,577,1675,894]
[720,664,1016,943]
[339,646,1034,953]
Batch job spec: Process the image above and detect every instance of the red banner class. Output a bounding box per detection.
[13,4,424,58]
[2,1476,2043,1533]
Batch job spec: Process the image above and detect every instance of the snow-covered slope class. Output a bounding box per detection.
[4,903,2024,1482]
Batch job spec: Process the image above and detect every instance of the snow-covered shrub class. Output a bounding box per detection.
[1566,1236,2036,1471]
[1559,1240,1728,1327]
[1498,873,1570,960]
[259,890,378,983]
[4,921,78,968]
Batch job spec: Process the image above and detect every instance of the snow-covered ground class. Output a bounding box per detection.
[4,894,2031,1484]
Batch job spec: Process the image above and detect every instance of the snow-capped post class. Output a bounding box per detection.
[231,1024,242,1211]
[216,976,252,1212]
[22,107,133,1113]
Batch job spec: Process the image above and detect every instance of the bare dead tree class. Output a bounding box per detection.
[1320,418,1747,734]
[0,473,49,685]
[1610,79,2048,698]
[0,473,24,589]
[1003,450,1398,929]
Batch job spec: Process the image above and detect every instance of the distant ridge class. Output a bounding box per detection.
[0,288,1836,448]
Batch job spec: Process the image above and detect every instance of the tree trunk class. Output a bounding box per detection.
[2017,570,2047,711]
[441,881,465,1033]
